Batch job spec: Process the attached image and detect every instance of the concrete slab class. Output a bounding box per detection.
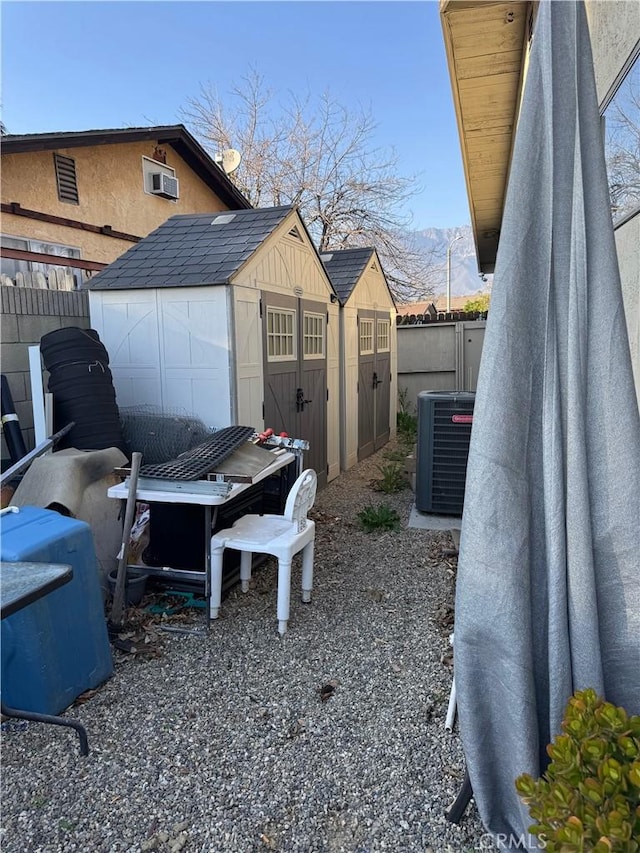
[407,504,462,531]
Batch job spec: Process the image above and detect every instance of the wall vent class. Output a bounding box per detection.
[54,154,79,204]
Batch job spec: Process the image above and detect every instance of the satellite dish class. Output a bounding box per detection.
[215,148,242,175]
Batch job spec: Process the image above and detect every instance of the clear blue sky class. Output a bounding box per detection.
[1,1,471,230]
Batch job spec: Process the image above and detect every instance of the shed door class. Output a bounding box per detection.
[263,292,327,487]
[358,310,391,461]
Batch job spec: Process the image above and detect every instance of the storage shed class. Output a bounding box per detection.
[87,206,340,486]
[320,248,397,469]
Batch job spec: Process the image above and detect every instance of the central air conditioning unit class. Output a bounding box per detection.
[150,172,179,200]
[415,390,476,517]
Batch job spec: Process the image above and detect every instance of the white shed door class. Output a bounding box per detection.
[157,289,232,429]
[89,290,162,409]
[90,288,233,430]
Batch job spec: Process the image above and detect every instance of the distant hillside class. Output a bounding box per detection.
[412,225,490,298]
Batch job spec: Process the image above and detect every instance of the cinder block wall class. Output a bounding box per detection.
[1,286,90,459]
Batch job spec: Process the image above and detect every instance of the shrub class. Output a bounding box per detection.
[357,504,401,533]
[372,462,407,494]
[515,688,640,852]
[397,410,417,444]
[398,386,414,414]
[382,447,407,463]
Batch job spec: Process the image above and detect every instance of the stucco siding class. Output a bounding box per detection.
[2,141,231,264]
[585,0,639,103]
[615,214,640,400]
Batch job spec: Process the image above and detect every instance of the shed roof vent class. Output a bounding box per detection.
[211,213,236,225]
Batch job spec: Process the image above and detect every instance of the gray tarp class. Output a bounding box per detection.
[454,0,640,845]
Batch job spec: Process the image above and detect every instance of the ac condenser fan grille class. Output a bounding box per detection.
[415,392,476,516]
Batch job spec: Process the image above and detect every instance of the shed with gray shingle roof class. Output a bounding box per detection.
[88,206,340,483]
[321,247,397,469]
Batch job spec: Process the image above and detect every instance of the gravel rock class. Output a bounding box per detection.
[1,441,486,852]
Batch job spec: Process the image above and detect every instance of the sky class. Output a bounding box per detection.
[1,0,471,230]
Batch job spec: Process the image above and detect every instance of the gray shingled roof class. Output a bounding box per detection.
[87,206,294,290]
[320,248,376,304]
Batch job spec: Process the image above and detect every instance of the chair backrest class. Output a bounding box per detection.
[284,468,317,532]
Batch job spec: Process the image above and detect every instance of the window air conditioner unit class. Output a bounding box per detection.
[415,390,476,517]
[150,172,179,200]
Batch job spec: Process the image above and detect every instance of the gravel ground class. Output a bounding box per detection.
[1,440,486,853]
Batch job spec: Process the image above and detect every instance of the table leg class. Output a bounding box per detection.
[1,701,89,756]
[205,506,218,624]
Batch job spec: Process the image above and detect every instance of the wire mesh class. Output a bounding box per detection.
[119,405,213,465]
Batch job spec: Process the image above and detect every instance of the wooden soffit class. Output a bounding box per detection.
[440,0,533,273]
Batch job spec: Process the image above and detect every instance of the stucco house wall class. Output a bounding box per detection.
[0,128,252,463]
[2,141,236,265]
[586,0,640,397]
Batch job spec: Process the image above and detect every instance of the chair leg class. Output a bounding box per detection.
[277,558,292,635]
[210,544,225,620]
[240,551,252,593]
[301,539,314,603]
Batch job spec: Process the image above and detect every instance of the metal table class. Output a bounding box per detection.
[0,561,89,755]
[107,449,296,604]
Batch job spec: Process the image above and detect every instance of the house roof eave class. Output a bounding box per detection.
[439,0,533,273]
[1,125,252,212]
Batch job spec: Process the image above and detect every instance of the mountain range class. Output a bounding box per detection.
[412,225,491,297]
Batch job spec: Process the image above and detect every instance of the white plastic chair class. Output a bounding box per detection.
[209,469,317,634]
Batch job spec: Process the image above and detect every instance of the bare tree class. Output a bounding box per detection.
[604,77,640,222]
[180,71,437,300]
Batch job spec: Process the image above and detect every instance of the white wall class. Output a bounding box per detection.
[89,286,234,430]
[586,0,640,402]
[397,321,486,410]
[232,285,263,429]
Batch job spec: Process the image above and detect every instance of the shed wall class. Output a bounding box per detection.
[232,220,340,480]
[232,286,263,429]
[88,287,233,429]
[340,262,397,470]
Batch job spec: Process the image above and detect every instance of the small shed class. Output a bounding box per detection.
[87,206,340,486]
[320,248,397,469]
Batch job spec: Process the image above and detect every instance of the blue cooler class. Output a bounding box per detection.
[1,506,114,714]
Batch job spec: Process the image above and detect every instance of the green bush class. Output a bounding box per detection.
[382,447,407,463]
[397,410,417,444]
[515,688,640,852]
[357,504,401,533]
[372,462,407,494]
